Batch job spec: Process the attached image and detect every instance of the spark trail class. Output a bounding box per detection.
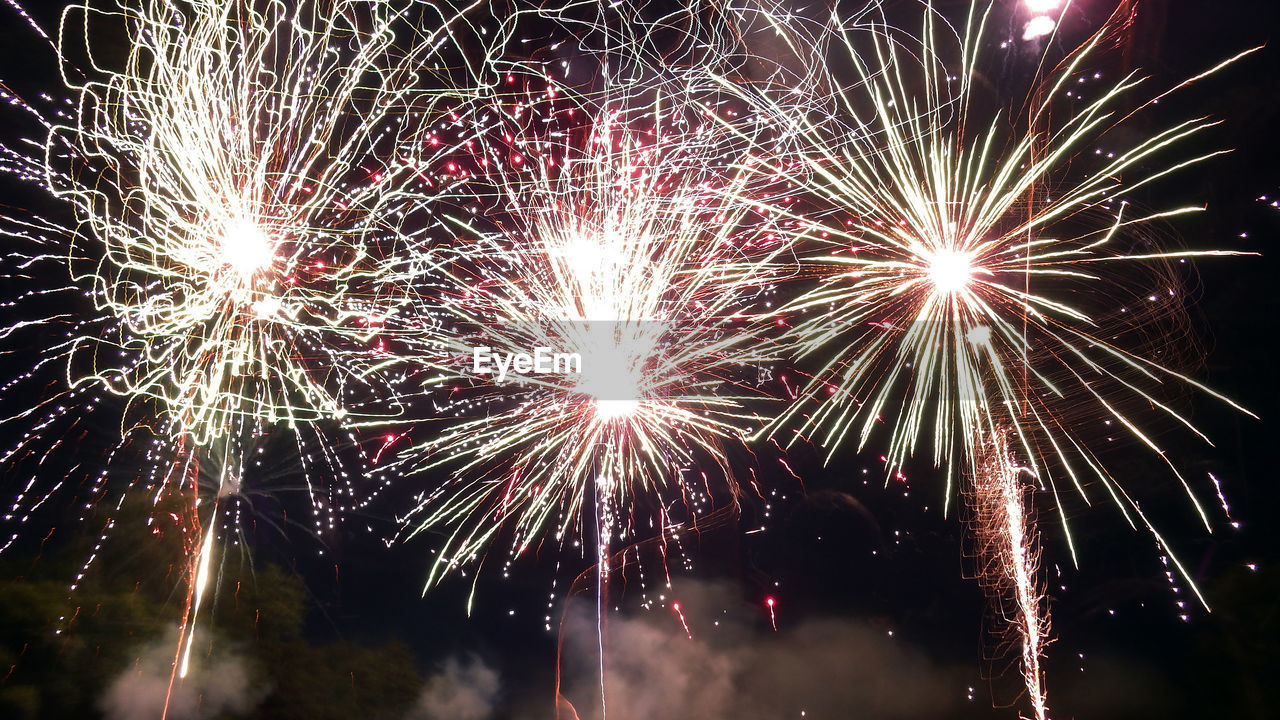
[971,427,1049,720]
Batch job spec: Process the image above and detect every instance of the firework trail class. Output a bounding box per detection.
[970,426,1049,720]
[707,0,1256,715]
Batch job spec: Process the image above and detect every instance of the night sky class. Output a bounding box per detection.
[0,2,1278,719]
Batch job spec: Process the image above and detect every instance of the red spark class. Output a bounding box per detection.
[672,602,693,639]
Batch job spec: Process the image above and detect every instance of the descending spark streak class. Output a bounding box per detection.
[671,601,693,639]
[972,429,1049,720]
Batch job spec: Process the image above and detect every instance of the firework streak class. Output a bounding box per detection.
[970,427,1050,720]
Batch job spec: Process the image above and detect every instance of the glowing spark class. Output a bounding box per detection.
[594,399,641,421]
[1023,16,1057,41]
[218,219,275,279]
[926,249,975,294]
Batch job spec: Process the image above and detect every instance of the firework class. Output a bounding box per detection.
[730,0,1256,594]
[0,1,1256,716]
[0,0,494,704]
[709,1,1255,715]
[46,0,487,445]
[386,76,786,599]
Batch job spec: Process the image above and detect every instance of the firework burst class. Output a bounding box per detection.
[0,0,494,702]
[386,77,787,598]
[45,0,487,445]
[709,1,1256,715]
[726,0,1256,592]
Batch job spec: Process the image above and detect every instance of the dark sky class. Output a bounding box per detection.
[0,1,1278,719]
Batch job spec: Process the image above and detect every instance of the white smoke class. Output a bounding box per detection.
[408,656,501,720]
[100,633,265,720]
[556,580,968,720]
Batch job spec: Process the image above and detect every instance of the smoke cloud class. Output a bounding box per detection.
[409,656,501,720]
[556,580,969,720]
[99,633,265,720]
